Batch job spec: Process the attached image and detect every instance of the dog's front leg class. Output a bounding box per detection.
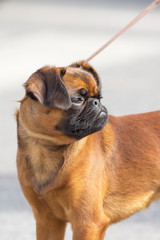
[71,213,108,240]
[72,222,108,240]
[36,218,66,240]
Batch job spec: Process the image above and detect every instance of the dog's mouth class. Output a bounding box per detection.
[69,110,108,138]
[71,128,86,134]
[56,103,108,140]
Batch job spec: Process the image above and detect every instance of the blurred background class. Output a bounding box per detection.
[0,0,160,239]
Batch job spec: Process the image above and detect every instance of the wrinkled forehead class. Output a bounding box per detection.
[62,67,99,96]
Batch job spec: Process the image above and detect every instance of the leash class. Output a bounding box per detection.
[85,0,160,62]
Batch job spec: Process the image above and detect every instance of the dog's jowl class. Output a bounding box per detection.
[16,61,160,240]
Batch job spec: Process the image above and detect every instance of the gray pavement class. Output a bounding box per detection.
[0,0,160,239]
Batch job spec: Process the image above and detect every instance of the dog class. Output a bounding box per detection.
[16,61,160,240]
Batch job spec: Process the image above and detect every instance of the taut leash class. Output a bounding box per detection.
[85,0,160,62]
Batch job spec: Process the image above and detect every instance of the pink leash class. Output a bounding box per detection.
[85,0,160,62]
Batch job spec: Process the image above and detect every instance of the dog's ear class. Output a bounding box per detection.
[24,67,71,110]
[70,61,101,89]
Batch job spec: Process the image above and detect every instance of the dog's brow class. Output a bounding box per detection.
[66,67,99,93]
[90,91,102,99]
[78,70,99,92]
[68,67,98,86]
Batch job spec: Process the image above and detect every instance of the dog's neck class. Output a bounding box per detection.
[28,137,67,193]
[17,119,69,194]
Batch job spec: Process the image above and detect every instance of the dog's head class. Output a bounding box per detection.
[19,61,108,143]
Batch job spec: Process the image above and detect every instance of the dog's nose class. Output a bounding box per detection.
[88,98,101,108]
[93,99,100,107]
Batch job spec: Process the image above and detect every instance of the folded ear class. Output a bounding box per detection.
[24,67,71,110]
[70,61,101,89]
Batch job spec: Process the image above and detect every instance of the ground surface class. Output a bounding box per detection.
[0,0,160,239]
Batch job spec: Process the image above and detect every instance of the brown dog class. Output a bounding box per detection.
[16,61,160,240]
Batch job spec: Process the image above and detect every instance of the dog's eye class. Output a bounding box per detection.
[71,97,84,105]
